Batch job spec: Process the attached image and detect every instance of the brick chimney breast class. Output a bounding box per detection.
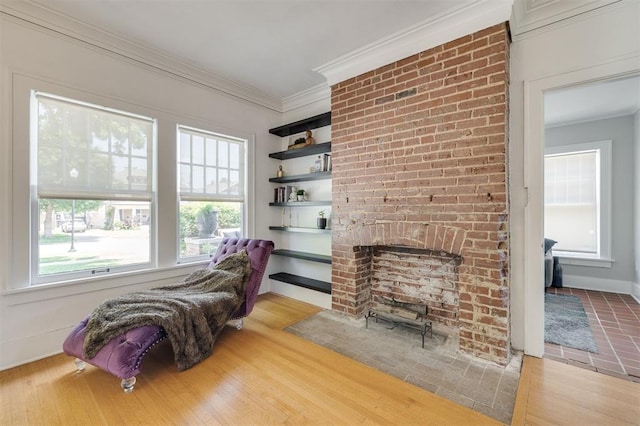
[330,23,510,365]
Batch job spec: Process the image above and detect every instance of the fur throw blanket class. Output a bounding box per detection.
[83,250,252,371]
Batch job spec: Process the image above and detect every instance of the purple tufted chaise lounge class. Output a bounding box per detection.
[63,238,274,392]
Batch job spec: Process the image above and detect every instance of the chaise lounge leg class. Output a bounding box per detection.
[120,376,136,393]
[236,318,244,330]
[74,358,86,371]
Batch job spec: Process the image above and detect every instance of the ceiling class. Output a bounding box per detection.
[8,0,634,120]
[544,75,640,127]
[27,0,477,101]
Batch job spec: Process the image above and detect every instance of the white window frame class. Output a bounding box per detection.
[177,125,248,262]
[8,75,255,292]
[29,91,158,285]
[544,140,612,267]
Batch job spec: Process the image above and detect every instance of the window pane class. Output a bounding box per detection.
[110,116,129,155]
[180,132,191,163]
[205,138,217,165]
[88,152,110,190]
[38,99,62,143]
[130,122,150,156]
[192,135,205,165]
[229,170,240,196]
[230,143,240,169]
[218,141,229,168]
[112,155,129,189]
[205,167,217,194]
[38,198,150,276]
[38,145,63,185]
[218,169,229,194]
[192,165,204,193]
[178,201,243,258]
[130,157,148,191]
[91,132,109,152]
[179,164,191,192]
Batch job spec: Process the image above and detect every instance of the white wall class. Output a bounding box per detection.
[0,14,280,369]
[509,0,640,354]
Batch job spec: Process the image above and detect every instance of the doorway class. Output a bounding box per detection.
[540,75,640,380]
[522,60,640,359]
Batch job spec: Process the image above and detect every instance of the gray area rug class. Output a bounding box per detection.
[285,310,521,424]
[545,293,598,353]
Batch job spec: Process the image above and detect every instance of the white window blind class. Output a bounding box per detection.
[544,149,599,254]
[178,126,245,202]
[544,139,611,261]
[35,92,154,201]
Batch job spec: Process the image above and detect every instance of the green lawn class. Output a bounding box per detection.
[39,256,119,275]
[39,234,71,245]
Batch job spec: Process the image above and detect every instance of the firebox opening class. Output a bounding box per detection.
[369,245,461,328]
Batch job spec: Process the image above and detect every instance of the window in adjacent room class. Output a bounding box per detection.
[544,140,611,262]
[177,125,246,260]
[32,92,156,284]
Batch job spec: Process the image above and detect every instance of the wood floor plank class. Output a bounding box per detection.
[512,356,640,425]
[2,293,638,425]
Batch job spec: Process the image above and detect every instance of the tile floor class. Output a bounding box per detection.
[286,310,522,425]
[544,287,640,382]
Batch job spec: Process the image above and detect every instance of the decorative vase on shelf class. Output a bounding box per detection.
[317,210,327,229]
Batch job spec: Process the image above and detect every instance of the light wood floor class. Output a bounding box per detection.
[1,293,639,425]
[512,355,639,425]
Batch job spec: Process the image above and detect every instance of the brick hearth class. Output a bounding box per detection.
[330,23,511,365]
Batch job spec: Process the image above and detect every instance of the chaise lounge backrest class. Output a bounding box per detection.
[210,238,274,319]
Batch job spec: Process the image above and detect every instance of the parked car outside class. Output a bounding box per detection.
[62,219,87,233]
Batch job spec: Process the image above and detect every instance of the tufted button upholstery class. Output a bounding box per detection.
[62,316,167,379]
[62,238,274,381]
[209,238,274,319]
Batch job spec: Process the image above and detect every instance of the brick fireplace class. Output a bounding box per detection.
[330,23,510,365]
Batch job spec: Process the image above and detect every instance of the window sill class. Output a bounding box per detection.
[556,256,613,268]
[2,261,209,305]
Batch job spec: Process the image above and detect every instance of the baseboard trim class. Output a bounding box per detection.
[631,281,640,304]
[0,327,69,371]
[562,274,632,294]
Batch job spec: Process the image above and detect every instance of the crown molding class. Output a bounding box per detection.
[281,83,331,113]
[510,0,621,37]
[0,0,283,112]
[314,0,514,87]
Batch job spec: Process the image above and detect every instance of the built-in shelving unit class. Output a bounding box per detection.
[268,272,332,294]
[269,226,331,234]
[269,201,331,207]
[268,142,331,160]
[272,249,331,264]
[269,171,331,184]
[268,112,331,137]
[268,112,332,296]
